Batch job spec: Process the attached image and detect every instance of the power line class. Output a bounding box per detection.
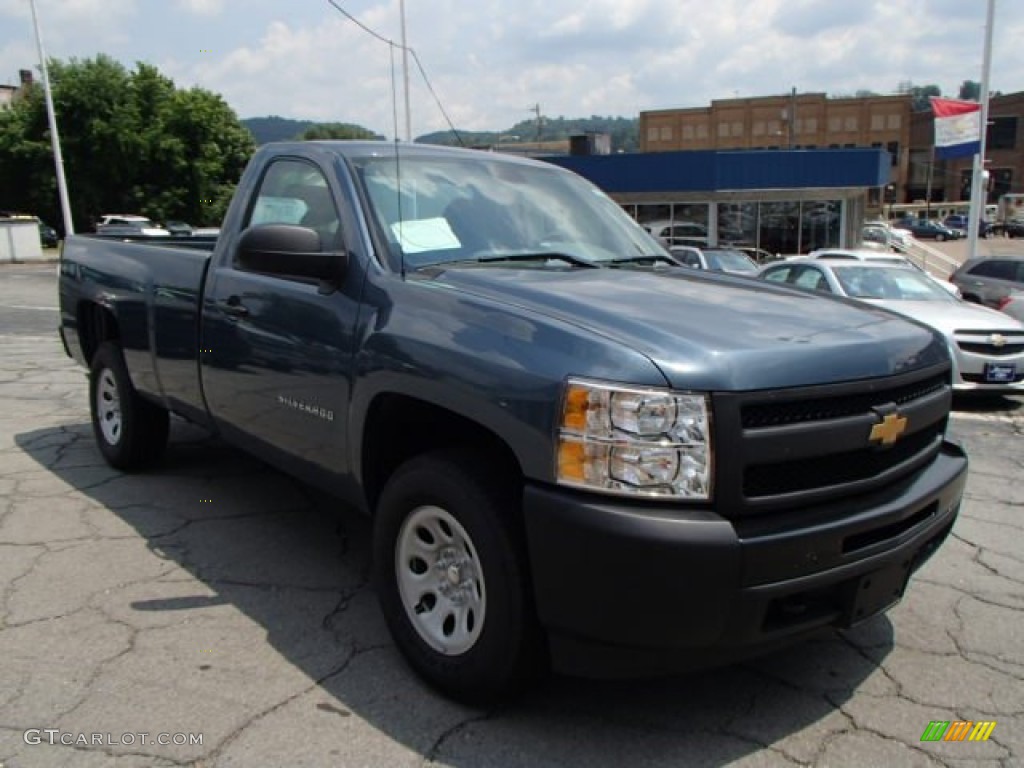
[325,0,463,145]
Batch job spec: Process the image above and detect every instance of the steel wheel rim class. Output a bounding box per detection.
[96,368,122,445]
[395,504,486,655]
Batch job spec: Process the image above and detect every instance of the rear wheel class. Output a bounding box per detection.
[89,342,169,470]
[373,451,544,703]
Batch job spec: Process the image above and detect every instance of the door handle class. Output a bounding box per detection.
[221,296,250,318]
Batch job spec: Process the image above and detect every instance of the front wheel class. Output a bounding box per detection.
[373,451,544,703]
[89,342,169,470]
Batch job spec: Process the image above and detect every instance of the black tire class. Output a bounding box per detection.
[373,451,544,703]
[89,342,170,470]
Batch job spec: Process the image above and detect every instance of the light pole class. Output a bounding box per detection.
[28,0,74,234]
[886,184,895,221]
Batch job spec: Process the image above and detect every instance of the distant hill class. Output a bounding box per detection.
[242,116,316,145]
[243,114,640,151]
[418,116,640,153]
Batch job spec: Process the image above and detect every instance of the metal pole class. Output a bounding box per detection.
[967,0,996,259]
[399,0,412,142]
[28,0,74,234]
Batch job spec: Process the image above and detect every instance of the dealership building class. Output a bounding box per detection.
[539,90,1024,255]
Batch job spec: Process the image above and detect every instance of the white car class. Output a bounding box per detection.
[759,259,1024,393]
[96,214,170,237]
[808,248,961,297]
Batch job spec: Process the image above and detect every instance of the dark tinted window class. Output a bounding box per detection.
[968,260,1019,281]
[988,116,1017,150]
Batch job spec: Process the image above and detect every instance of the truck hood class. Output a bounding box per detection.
[428,267,949,391]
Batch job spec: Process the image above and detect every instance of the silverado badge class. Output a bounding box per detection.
[869,411,908,446]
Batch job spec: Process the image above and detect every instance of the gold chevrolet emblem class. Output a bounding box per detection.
[869,412,908,446]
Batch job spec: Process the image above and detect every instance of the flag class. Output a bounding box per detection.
[931,97,981,159]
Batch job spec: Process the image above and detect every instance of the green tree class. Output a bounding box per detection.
[297,122,383,141]
[897,81,943,112]
[0,55,254,231]
[958,80,981,101]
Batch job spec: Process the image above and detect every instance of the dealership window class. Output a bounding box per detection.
[871,114,885,131]
[682,124,695,140]
[660,125,673,141]
[647,126,658,142]
[718,122,730,138]
[844,116,858,131]
[887,114,901,130]
[828,117,842,132]
[731,121,743,137]
[752,120,765,136]
[988,116,1017,150]
[696,124,708,139]
[804,117,817,132]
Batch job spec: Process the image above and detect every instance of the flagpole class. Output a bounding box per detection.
[29,0,74,235]
[967,0,995,260]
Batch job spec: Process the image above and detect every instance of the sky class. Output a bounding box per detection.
[1,0,1023,140]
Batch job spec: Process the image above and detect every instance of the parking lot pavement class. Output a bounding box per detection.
[0,325,1022,766]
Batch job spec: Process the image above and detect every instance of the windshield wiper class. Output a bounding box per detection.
[606,254,681,267]
[426,252,600,269]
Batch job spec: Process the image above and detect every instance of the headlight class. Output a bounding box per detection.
[557,378,712,500]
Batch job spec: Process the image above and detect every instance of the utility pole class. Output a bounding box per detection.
[529,103,543,142]
[967,0,996,258]
[399,0,412,141]
[28,0,74,235]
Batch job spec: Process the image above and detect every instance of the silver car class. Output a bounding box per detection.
[759,259,1024,394]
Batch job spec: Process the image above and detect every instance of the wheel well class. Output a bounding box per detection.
[77,302,119,364]
[361,394,523,513]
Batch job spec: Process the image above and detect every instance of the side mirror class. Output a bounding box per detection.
[237,224,348,282]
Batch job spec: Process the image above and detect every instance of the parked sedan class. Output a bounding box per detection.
[950,255,1024,307]
[759,259,1024,393]
[669,245,759,275]
[808,248,961,296]
[893,219,960,241]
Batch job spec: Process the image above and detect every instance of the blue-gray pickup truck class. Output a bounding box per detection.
[59,141,967,702]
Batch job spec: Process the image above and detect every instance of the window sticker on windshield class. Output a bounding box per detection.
[392,217,461,253]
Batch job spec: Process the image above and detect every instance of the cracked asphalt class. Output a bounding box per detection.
[1,263,1022,767]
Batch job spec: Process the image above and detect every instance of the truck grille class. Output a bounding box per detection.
[743,422,944,497]
[713,366,952,516]
[741,373,947,429]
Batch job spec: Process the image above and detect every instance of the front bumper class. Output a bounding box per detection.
[523,440,967,678]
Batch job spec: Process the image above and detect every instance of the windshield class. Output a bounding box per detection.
[352,153,666,270]
[833,266,956,301]
[703,249,758,273]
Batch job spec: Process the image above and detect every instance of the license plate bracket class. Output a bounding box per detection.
[844,561,912,626]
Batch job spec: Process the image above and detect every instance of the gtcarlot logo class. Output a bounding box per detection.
[23,730,203,747]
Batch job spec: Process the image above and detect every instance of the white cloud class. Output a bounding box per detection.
[176,0,225,16]
[1,0,1021,138]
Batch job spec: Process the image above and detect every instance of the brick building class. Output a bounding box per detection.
[639,90,1024,213]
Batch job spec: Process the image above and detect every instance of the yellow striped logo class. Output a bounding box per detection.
[920,720,996,742]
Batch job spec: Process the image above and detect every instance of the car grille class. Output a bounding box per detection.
[954,328,1024,357]
[712,366,952,517]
